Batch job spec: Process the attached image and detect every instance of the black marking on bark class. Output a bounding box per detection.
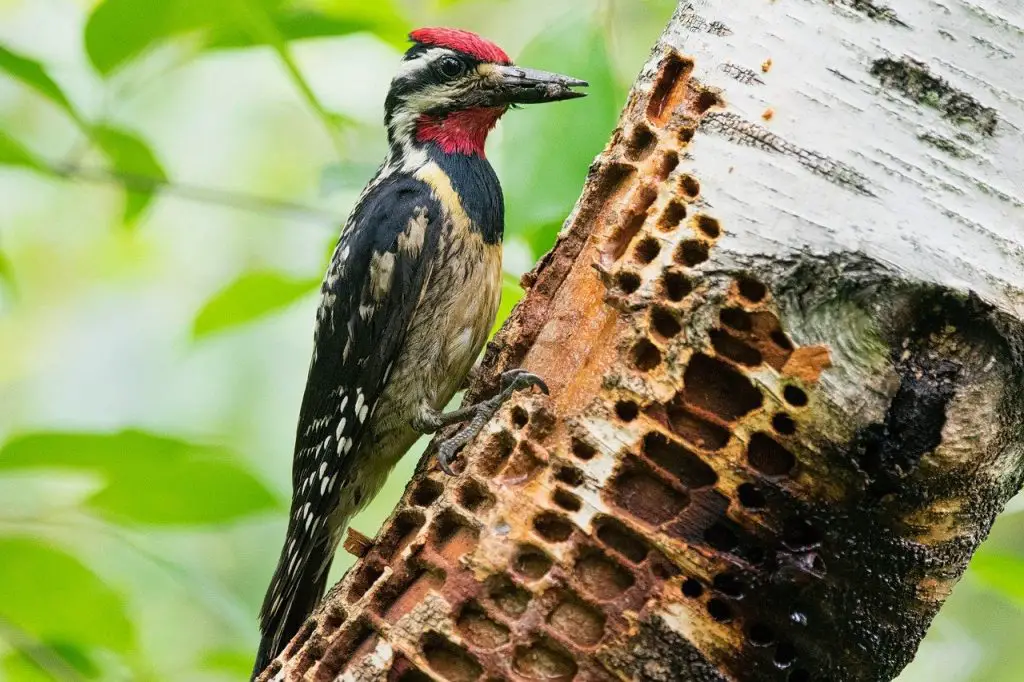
[677,3,733,36]
[870,57,998,136]
[700,112,875,196]
[718,63,764,86]
[918,132,975,159]
[854,352,961,498]
[600,616,727,681]
[825,0,907,27]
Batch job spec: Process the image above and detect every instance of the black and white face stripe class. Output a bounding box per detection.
[384,47,497,148]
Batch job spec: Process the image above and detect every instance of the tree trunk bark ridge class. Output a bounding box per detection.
[258,1,1024,680]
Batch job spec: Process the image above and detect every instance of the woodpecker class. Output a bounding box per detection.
[252,28,586,677]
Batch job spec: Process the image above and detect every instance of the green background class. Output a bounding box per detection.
[0,0,1020,679]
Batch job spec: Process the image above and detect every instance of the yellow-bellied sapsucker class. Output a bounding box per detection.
[253,27,587,677]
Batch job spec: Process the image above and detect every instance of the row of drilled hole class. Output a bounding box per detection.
[680,576,811,680]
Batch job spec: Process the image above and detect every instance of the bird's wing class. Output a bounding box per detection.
[258,171,443,636]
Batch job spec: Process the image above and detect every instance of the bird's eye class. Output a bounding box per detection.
[437,56,465,79]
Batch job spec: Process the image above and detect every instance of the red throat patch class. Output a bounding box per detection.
[409,27,512,65]
[415,107,506,157]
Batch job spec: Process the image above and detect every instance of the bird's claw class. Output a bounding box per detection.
[434,369,549,476]
[436,440,459,476]
[499,369,549,396]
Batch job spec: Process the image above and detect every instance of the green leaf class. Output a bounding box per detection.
[491,273,524,338]
[193,270,319,339]
[84,0,406,75]
[970,551,1024,609]
[0,538,133,652]
[0,44,77,118]
[0,431,277,525]
[499,10,620,255]
[84,0,247,75]
[208,5,408,50]
[91,125,167,225]
[0,130,45,171]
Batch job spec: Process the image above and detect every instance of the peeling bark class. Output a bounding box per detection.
[257,2,1024,680]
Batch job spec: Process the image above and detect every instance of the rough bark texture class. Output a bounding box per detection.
[258,1,1024,680]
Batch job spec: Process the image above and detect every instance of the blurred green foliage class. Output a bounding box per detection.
[0,0,1021,680]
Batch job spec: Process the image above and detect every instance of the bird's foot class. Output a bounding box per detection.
[436,369,548,475]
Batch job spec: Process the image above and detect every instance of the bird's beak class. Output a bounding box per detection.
[493,65,588,104]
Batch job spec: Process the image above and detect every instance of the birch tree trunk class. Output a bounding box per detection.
[257,1,1024,680]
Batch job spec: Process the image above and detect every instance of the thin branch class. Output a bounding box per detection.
[0,617,85,682]
[47,162,343,225]
[229,0,347,159]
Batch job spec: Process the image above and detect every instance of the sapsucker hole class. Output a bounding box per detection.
[737,277,768,302]
[658,200,686,232]
[704,522,739,552]
[555,464,585,487]
[748,623,775,646]
[456,601,510,651]
[659,151,680,179]
[675,239,710,267]
[648,53,695,122]
[713,572,745,598]
[511,405,529,429]
[411,478,443,507]
[486,574,531,618]
[695,215,721,239]
[667,403,731,451]
[707,598,734,622]
[594,516,650,564]
[513,544,554,580]
[782,517,822,550]
[744,545,768,565]
[348,562,385,602]
[774,642,798,668]
[737,483,767,509]
[771,329,795,351]
[631,339,662,371]
[626,123,657,160]
[681,578,704,598]
[679,174,700,198]
[772,413,797,435]
[616,270,642,294]
[695,89,724,113]
[783,385,809,407]
[513,638,578,680]
[633,236,662,264]
[533,512,574,543]
[574,547,635,599]
[747,432,796,477]
[615,400,640,422]
[552,487,582,512]
[457,478,494,513]
[548,593,607,646]
[710,329,763,367]
[422,632,483,682]
[612,457,689,525]
[720,307,753,331]
[376,509,425,560]
[650,306,683,339]
[571,437,597,461]
[661,269,693,301]
[683,354,763,422]
[642,431,718,489]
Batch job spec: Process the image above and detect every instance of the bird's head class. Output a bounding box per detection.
[384,27,588,157]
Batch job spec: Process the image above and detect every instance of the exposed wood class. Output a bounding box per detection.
[257,1,1024,680]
